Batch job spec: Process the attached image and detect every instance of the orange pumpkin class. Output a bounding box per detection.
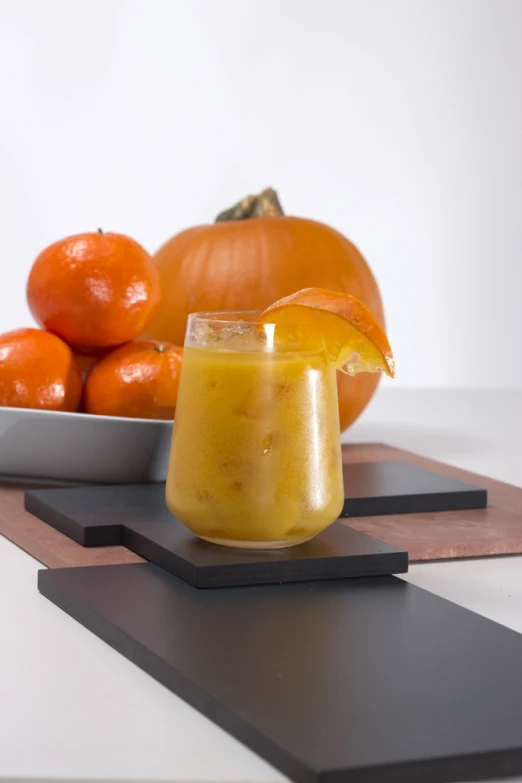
[142,189,385,431]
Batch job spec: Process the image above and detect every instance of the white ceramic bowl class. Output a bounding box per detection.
[0,406,173,484]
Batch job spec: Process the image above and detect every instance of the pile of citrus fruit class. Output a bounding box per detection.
[0,224,394,421]
[0,230,183,419]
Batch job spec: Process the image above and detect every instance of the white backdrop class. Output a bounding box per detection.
[1,0,521,388]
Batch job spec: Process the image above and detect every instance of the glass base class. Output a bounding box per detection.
[199,534,314,550]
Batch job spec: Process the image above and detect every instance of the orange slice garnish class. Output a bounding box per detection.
[259,287,394,378]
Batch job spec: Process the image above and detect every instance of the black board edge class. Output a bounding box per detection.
[122,525,199,587]
[25,491,123,546]
[199,549,408,588]
[321,747,522,783]
[341,488,488,518]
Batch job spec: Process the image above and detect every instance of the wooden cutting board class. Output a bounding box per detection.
[1,442,521,567]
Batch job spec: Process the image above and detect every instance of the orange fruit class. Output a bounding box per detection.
[83,341,183,419]
[26,230,161,351]
[73,349,110,382]
[259,287,394,377]
[0,328,82,412]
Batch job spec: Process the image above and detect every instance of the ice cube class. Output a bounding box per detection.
[218,321,251,341]
[217,321,267,351]
[193,321,218,346]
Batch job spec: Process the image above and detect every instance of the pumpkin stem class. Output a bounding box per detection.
[97,227,104,235]
[154,344,166,353]
[215,188,284,222]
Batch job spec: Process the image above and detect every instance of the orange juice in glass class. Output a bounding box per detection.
[166,311,344,548]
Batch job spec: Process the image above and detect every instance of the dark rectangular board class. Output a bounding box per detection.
[25,483,407,587]
[39,563,522,783]
[341,461,487,516]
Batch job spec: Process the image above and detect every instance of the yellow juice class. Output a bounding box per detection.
[166,344,344,548]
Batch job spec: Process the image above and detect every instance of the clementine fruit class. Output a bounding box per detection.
[73,349,107,381]
[27,230,161,351]
[0,328,82,412]
[83,341,183,419]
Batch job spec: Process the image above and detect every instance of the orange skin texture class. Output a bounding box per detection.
[142,217,385,431]
[0,328,82,412]
[74,352,100,376]
[261,287,395,377]
[83,341,183,419]
[27,231,161,351]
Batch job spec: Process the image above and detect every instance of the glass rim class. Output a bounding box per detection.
[188,310,318,326]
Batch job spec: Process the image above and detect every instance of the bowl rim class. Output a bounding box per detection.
[0,406,173,425]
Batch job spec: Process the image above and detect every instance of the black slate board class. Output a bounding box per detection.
[25,483,407,587]
[39,563,522,783]
[341,461,486,516]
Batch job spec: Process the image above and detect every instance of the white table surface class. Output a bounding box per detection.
[1,388,521,783]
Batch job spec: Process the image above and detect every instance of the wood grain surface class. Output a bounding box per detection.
[0,480,143,568]
[1,443,521,567]
[342,443,522,560]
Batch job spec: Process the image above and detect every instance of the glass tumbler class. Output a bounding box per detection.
[166,311,344,548]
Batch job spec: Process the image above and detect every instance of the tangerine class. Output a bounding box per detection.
[83,341,183,419]
[0,328,82,412]
[27,230,160,351]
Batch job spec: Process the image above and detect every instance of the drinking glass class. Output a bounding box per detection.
[166,311,344,548]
